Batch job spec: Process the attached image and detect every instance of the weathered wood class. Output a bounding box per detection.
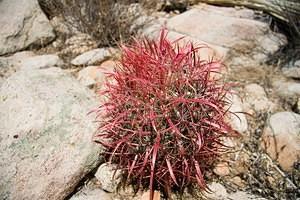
[197,0,300,22]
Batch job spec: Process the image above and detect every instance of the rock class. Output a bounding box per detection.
[132,14,154,33]
[193,3,256,19]
[205,182,228,199]
[165,30,228,61]
[261,112,300,171]
[17,54,64,70]
[245,84,267,98]
[0,67,103,199]
[0,0,55,55]
[95,163,122,193]
[243,84,275,113]
[205,182,266,200]
[213,162,230,176]
[0,51,36,68]
[142,16,167,37]
[77,66,104,88]
[227,94,248,133]
[77,61,116,88]
[142,18,228,61]
[71,48,117,66]
[143,5,286,65]
[100,60,118,70]
[166,5,286,63]
[228,191,267,200]
[0,51,36,86]
[70,188,112,200]
[231,176,245,188]
[273,80,300,98]
[282,66,300,79]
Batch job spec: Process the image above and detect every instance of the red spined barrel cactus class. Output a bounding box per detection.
[94,30,236,199]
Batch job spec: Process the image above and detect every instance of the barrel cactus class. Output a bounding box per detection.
[94,30,236,199]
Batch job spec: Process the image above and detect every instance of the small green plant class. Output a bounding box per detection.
[94,30,236,199]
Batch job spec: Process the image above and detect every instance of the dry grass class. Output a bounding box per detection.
[38,0,145,47]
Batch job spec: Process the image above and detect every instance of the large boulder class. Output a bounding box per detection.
[167,4,286,63]
[0,0,55,55]
[142,18,228,61]
[0,67,103,199]
[167,6,280,49]
[144,4,286,64]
